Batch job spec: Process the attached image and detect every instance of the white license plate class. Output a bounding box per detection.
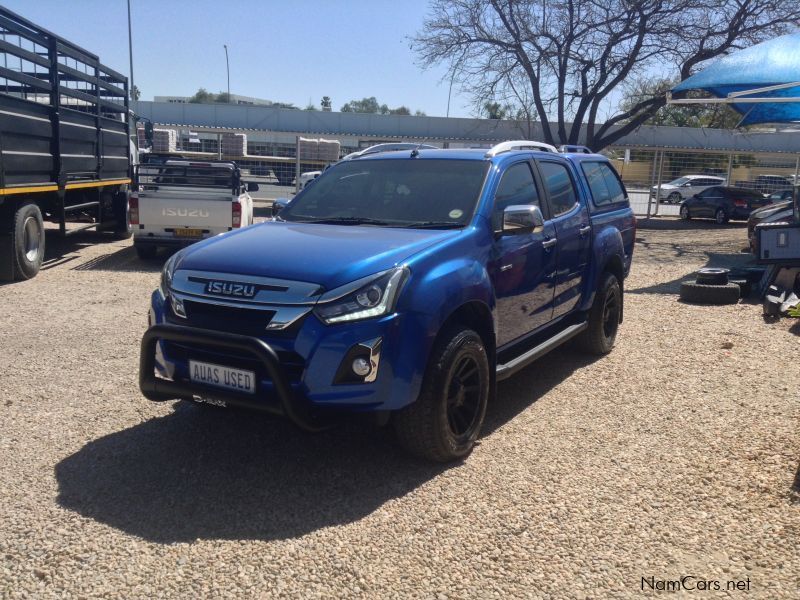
[189,360,256,394]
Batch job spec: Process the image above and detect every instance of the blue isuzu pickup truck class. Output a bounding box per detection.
[140,142,635,461]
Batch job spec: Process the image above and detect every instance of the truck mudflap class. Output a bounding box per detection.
[139,324,331,432]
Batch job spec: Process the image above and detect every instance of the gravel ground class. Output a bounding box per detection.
[1,219,798,598]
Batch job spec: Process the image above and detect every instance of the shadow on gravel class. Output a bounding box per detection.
[635,217,747,231]
[628,251,759,297]
[55,403,445,543]
[70,245,164,273]
[55,346,595,544]
[485,345,598,436]
[40,229,123,272]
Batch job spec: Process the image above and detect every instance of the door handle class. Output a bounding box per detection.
[542,238,557,249]
[579,225,591,236]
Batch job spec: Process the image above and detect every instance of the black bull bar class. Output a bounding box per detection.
[139,324,329,432]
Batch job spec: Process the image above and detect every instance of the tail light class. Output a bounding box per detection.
[232,201,242,228]
[129,194,139,225]
[733,198,747,208]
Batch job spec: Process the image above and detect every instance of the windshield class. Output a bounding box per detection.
[668,177,690,186]
[281,159,489,228]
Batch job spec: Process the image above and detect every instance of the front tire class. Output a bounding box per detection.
[715,208,729,224]
[577,272,622,355]
[680,204,691,220]
[1,202,45,281]
[667,192,682,204]
[393,327,490,462]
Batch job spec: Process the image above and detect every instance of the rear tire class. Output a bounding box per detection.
[112,190,133,240]
[668,192,682,204]
[135,244,158,260]
[393,327,489,462]
[577,272,622,355]
[0,202,45,281]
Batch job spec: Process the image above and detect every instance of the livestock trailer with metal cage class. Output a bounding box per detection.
[0,5,135,281]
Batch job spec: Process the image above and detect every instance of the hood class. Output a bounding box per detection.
[175,221,461,290]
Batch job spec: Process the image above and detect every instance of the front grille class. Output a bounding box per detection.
[182,299,275,336]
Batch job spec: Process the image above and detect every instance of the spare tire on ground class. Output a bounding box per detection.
[729,278,753,299]
[680,281,740,305]
[681,281,741,304]
[695,267,730,286]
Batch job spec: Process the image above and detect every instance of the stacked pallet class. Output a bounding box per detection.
[297,137,341,162]
[221,132,247,158]
[151,128,177,153]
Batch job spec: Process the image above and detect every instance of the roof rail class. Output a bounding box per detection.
[485,140,558,157]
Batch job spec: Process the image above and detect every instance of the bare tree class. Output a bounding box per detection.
[414,0,800,150]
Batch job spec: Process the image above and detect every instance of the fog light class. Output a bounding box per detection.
[352,357,372,377]
[172,297,186,318]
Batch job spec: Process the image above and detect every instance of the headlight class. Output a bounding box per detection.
[314,267,409,324]
[159,252,181,298]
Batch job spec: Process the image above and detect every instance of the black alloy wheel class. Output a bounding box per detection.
[445,354,483,439]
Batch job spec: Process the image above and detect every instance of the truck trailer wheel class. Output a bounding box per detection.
[0,202,45,281]
[577,271,622,355]
[111,190,133,240]
[393,327,489,462]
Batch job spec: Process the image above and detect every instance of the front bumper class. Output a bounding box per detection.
[141,290,430,417]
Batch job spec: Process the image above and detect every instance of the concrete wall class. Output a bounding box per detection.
[132,101,800,154]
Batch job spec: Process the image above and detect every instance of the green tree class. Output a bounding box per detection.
[216,92,231,104]
[482,100,512,120]
[341,97,381,113]
[130,85,141,101]
[389,106,412,115]
[321,96,332,111]
[188,88,215,103]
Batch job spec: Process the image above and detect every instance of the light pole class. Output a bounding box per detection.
[223,44,230,103]
[127,0,134,103]
[446,70,455,118]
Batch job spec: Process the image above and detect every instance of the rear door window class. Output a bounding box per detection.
[580,161,626,207]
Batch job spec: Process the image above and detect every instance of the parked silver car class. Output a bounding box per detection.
[651,175,726,204]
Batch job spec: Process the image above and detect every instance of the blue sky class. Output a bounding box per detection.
[4,0,473,117]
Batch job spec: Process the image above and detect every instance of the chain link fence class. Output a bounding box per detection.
[607,147,800,217]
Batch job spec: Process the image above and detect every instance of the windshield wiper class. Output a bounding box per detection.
[402,221,464,229]
[299,216,394,226]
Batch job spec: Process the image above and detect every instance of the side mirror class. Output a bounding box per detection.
[502,205,544,235]
[682,183,692,188]
[246,182,259,192]
[272,198,290,218]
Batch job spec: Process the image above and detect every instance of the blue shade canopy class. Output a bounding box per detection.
[671,33,800,125]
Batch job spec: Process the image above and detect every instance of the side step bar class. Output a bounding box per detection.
[496,321,588,381]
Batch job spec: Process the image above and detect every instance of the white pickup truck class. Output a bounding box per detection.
[130,160,257,259]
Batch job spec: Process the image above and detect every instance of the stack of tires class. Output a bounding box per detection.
[679,268,745,304]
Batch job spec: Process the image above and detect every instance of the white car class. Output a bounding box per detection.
[299,170,322,190]
[131,160,256,259]
[651,175,726,204]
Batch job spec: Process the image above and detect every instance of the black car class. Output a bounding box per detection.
[679,186,772,224]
